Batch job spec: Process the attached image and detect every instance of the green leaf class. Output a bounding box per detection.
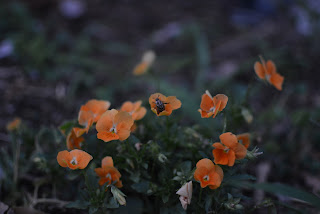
[65,200,90,210]
[59,120,76,134]
[236,182,320,209]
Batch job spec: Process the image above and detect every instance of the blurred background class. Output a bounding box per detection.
[1,0,320,213]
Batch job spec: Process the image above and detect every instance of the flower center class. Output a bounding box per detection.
[209,106,216,112]
[203,175,209,181]
[110,125,117,133]
[106,173,112,180]
[224,148,230,153]
[70,157,77,165]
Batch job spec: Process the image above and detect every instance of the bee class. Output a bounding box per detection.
[155,97,168,114]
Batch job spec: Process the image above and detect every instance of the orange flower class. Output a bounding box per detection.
[149,93,181,116]
[254,56,284,91]
[198,91,228,118]
[6,117,21,131]
[120,100,146,121]
[133,50,156,75]
[67,129,84,150]
[95,156,123,188]
[96,109,134,142]
[57,149,93,170]
[194,158,223,189]
[236,133,250,149]
[74,99,111,137]
[212,132,247,166]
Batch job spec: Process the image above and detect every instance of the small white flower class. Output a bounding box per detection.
[176,181,192,210]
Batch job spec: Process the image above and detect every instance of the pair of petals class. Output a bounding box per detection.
[198,91,228,118]
[67,129,84,150]
[120,100,146,121]
[212,132,247,166]
[96,109,134,142]
[254,57,284,91]
[74,99,111,137]
[95,156,122,188]
[133,50,156,75]
[176,181,192,210]
[236,133,250,149]
[57,149,93,170]
[149,93,182,116]
[194,158,224,189]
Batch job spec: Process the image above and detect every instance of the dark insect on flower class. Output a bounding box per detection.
[149,93,181,116]
[155,97,167,114]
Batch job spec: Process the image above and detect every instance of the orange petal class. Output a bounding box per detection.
[102,156,114,168]
[219,132,238,149]
[133,62,149,75]
[149,93,167,106]
[57,150,70,167]
[132,107,146,120]
[85,100,110,122]
[233,143,247,160]
[213,94,228,111]
[200,94,214,112]
[96,109,118,133]
[198,109,213,118]
[215,165,224,181]
[120,101,134,113]
[97,131,119,142]
[212,100,221,118]
[73,127,86,138]
[115,180,123,188]
[212,149,229,165]
[164,104,173,116]
[227,149,235,166]
[237,133,250,149]
[99,177,111,186]
[95,168,106,177]
[117,129,131,141]
[166,96,182,110]
[67,129,84,150]
[69,149,93,169]
[78,108,94,127]
[133,100,143,111]
[212,142,226,150]
[254,62,266,80]
[266,60,276,75]
[114,111,134,130]
[269,72,284,91]
[196,158,215,171]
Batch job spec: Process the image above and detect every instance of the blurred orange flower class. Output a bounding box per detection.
[149,93,181,116]
[212,132,247,166]
[96,109,134,142]
[95,156,123,188]
[254,56,284,91]
[74,99,110,137]
[236,133,250,149]
[120,100,146,121]
[57,149,92,170]
[67,129,84,150]
[198,91,228,118]
[194,158,223,189]
[133,50,156,75]
[6,117,21,131]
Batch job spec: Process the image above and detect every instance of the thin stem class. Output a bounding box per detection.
[198,188,203,204]
[13,138,21,186]
[222,114,227,133]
